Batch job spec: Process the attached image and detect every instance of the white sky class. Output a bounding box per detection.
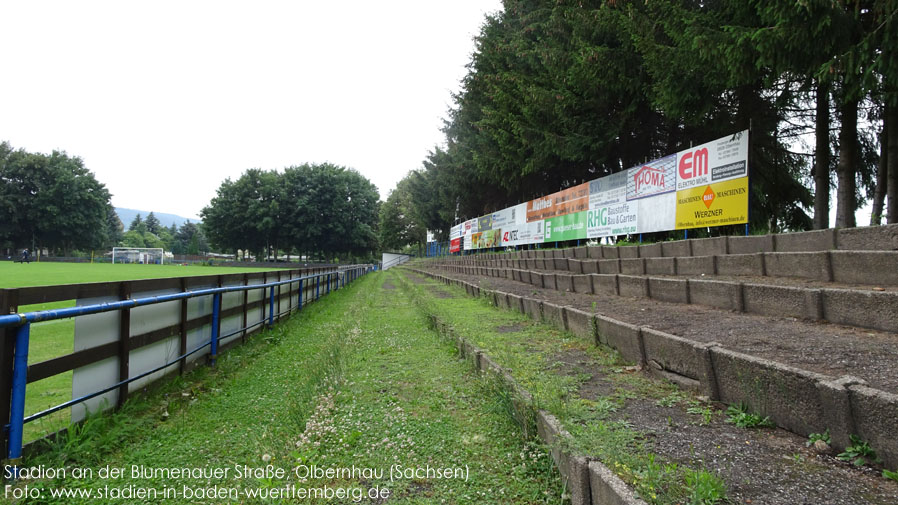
[0,0,503,220]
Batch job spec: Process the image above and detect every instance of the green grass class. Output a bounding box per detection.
[17,272,565,504]
[399,270,728,505]
[1,261,284,289]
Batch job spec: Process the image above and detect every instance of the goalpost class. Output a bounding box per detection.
[111,247,165,265]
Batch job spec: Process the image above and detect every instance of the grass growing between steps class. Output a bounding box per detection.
[399,270,728,505]
[17,272,564,504]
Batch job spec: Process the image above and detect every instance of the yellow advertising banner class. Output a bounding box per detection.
[675,176,749,229]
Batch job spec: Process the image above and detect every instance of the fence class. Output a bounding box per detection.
[0,264,373,472]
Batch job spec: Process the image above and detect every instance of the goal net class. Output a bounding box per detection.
[112,247,165,265]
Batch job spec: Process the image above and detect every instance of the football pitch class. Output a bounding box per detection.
[1,260,283,289]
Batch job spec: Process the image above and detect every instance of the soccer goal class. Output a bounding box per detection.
[111,247,165,265]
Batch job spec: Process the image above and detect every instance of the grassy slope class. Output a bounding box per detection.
[22,271,564,504]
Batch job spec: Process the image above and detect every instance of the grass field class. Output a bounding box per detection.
[1,261,284,290]
[0,261,290,443]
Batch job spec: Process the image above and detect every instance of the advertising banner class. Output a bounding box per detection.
[502,221,544,246]
[676,130,748,191]
[463,219,477,237]
[637,193,676,233]
[472,229,502,249]
[587,202,638,238]
[446,130,747,247]
[491,206,516,229]
[450,238,461,253]
[675,176,749,229]
[626,154,677,200]
[544,211,587,242]
[478,215,493,231]
[589,171,628,209]
[526,183,589,222]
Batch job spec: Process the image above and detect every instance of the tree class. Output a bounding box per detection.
[202,169,279,259]
[379,175,426,251]
[120,230,146,248]
[203,163,380,261]
[0,142,113,254]
[129,213,142,231]
[172,221,208,255]
[105,205,124,248]
[144,212,162,235]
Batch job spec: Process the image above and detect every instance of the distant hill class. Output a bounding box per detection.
[115,208,199,230]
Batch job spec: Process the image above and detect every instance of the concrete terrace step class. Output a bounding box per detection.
[457,223,898,261]
[410,266,898,471]
[447,250,898,287]
[431,261,898,334]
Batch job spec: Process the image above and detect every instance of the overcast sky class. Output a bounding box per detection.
[0,0,503,220]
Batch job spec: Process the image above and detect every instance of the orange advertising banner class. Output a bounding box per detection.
[526,182,589,222]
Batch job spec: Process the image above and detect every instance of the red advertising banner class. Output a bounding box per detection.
[449,238,461,253]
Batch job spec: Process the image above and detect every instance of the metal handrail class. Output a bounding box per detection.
[2,265,373,474]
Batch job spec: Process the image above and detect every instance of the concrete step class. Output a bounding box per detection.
[411,265,898,470]
[434,262,898,334]
[441,223,898,262]
[441,250,898,287]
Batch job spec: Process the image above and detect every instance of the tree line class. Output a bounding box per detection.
[0,142,120,255]
[2,141,382,261]
[201,163,380,262]
[381,0,898,249]
[123,212,209,256]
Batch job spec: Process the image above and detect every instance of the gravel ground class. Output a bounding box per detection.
[553,347,898,505]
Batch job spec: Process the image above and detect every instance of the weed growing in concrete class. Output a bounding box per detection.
[686,401,714,426]
[684,468,727,505]
[725,403,774,428]
[837,435,880,467]
[806,429,831,447]
[884,469,898,482]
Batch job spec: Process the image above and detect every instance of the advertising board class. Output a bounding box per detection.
[526,183,589,222]
[544,211,587,242]
[675,176,749,229]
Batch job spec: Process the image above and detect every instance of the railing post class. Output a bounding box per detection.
[7,322,30,475]
[210,293,221,366]
[179,278,188,373]
[117,282,132,408]
[0,289,16,459]
[268,286,275,328]
[241,274,248,343]
[316,275,320,300]
[327,273,331,295]
[261,273,268,328]
[299,279,304,310]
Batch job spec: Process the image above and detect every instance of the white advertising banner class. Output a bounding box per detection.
[676,130,749,191]
[626,154,677,201]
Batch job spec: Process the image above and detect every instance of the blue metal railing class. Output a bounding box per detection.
[1,265,373,474]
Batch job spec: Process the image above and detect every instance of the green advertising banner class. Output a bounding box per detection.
[543,211,587,242]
